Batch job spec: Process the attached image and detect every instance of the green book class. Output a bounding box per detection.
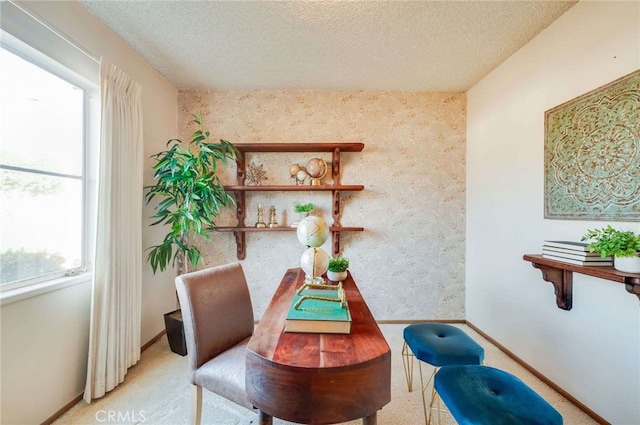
[285,289,352,334]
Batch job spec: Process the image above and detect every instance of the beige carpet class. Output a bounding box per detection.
[54,324,597,425]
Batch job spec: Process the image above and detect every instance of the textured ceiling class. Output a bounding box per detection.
[79,1,577,92]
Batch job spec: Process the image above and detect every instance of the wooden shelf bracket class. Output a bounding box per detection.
[529,262,573,310]
[523,254,640,310]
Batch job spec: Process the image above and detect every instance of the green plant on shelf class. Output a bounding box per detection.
[294,202,315,215]
[581,225,640,258]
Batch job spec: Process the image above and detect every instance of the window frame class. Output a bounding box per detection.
[0,30,99,294]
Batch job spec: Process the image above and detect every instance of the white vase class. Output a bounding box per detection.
[327,270,347,282]
[613,254,640,273]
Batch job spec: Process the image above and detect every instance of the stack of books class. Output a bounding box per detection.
[542,240,613,266]
[285,286,352,334]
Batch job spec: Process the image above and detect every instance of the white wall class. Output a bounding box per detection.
[466,2,639,424]
[0,1,178,424]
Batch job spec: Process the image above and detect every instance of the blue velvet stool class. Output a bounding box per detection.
[402,324,485,424]
[435,365,563,425]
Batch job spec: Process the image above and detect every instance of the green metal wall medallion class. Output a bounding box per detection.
[544,69,640,221]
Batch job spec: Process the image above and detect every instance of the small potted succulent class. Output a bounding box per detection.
[291,202,315,227]
[327,256,349,282]
[581,225,640,273]
[294,201,315,216]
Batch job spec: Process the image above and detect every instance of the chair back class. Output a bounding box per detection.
[175,263,254,372]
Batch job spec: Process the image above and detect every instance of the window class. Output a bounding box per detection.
[0,33,98,291]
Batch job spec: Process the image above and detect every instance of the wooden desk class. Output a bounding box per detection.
[246,268,391,425]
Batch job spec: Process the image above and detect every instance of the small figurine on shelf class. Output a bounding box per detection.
[268,205,278,228]
[246,161,267,186]
[255,204,267,228]
[289,163,309,185]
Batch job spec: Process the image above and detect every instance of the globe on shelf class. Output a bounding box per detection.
[289,163,302,177]
[300,247,329,284]
[306,158,327,185]
[296,216,329,248]
[306,158,327,178]
[296,169,309,185]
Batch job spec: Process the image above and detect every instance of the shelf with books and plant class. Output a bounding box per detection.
[523,249,640,311]
[214,142,365,259]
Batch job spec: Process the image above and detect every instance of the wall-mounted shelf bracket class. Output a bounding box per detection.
[529,262,573,310]
[523,254,640,310]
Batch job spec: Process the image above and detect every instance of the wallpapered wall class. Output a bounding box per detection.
[178,90,466,320]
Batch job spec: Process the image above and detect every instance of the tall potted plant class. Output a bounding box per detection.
[145,113,237,354]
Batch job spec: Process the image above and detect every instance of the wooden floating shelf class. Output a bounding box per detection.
[523,254,640,310]
[233,142,364,153]
[224,185,364,192]
[215,227,364,232]
[228,142,365,259]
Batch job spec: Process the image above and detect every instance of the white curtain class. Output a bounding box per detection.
[84,61,143,403]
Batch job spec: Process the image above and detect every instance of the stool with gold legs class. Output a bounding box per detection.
[402,323,485,425]
[435,365,563,425]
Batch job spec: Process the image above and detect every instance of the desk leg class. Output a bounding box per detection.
[363,412,377,425]
[257,410,273,425]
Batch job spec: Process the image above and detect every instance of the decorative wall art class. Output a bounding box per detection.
[544,69,640,221]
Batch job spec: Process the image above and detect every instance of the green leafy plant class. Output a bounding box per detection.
[581,225,640,258]
[294,202,315,214]
[144,113,237,274]
[328,256,349,273]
